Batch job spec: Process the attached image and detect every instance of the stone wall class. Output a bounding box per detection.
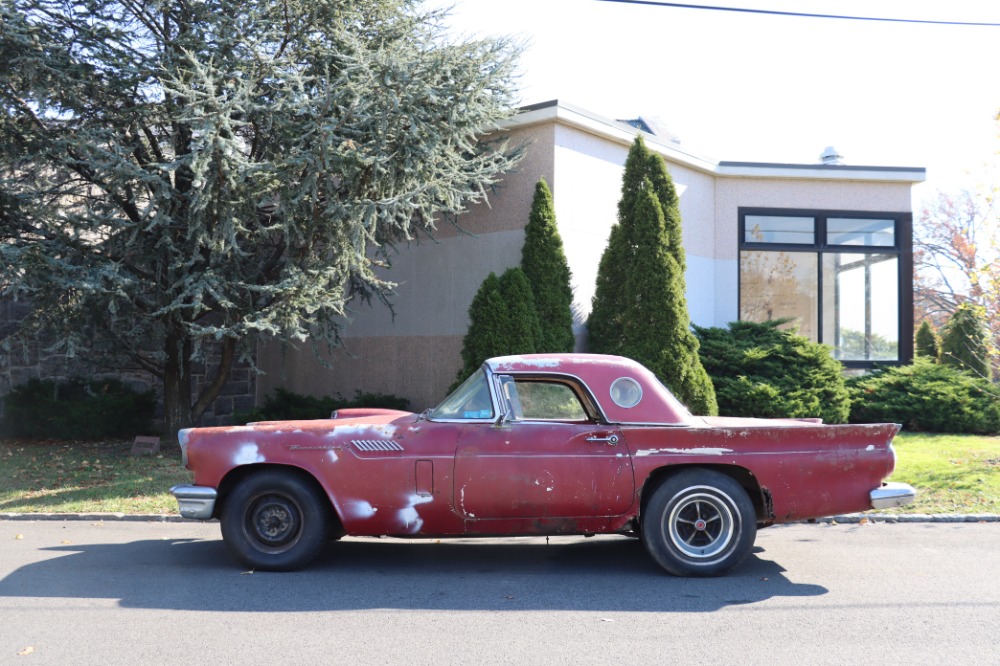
[0,298,256,429]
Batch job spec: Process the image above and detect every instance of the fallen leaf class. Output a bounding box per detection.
[241,569,255,575]
[15,534,23,540]
[18,646,34,656]
[600,618,614,623]
[61,540,71,545]
[859,517,870,526]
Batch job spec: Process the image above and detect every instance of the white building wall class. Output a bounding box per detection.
[550,125,629,339]
[257,102,922,410]
[712,177,916,324]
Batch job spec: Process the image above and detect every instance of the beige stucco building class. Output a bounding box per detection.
[258,100,925,411]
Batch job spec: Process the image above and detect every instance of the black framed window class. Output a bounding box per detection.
[739,208,913,367]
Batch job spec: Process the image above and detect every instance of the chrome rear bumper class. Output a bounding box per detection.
[870,482,917,510]
[170,485,218,520]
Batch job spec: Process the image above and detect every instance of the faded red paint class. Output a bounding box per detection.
[178,353,905,536]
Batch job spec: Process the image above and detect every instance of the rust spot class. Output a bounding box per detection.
[761,486,775,520]
[532,518,580,533]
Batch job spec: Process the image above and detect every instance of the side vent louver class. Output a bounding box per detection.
[351,439,404,452]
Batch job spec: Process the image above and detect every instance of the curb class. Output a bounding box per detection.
[0,513,201,523]
[2,512,999,523]
[814,513,1000,524]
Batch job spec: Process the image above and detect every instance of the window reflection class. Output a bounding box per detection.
[739,250,818,340]
[827,218,895,247]
[744,215,814,244]
[738,209,906,364]
[823,254,899,360]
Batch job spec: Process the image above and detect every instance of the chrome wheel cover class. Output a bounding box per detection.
[666,487,737,562]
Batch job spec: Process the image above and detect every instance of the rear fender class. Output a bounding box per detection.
[639,464,767,522]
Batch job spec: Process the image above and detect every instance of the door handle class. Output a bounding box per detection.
[586,434,619,446]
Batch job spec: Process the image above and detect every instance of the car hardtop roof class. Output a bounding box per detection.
[484,353,640,374]
[485,354,693,426]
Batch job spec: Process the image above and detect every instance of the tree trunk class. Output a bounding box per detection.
[162,328,194,438]
[191,337,236,424]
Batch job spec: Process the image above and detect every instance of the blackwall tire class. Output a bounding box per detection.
[641,469,756,577]
[220,469,331,571]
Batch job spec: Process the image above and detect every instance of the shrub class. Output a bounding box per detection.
[694,319,851,423]
[847,360,1000,434]
[915,320,940,361]
[1,377,156,439]
[940,303,992,379]
[235,389,410,424]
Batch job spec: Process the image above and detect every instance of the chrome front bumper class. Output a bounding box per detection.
[170,485,218,520]
[870,482,917,510]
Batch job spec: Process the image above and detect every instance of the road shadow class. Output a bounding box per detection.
[0,534,826,612]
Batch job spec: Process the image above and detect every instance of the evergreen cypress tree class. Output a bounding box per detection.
[589,138,647,352]
[453,273,508,389]
[940,303,992,379]
[451,267,540,391]
[521,179,575,352]
[498,267,542,354]
[590,136,717,415]
[915,320,940,361]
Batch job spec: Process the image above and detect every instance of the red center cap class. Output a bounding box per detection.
[694,519,707,531]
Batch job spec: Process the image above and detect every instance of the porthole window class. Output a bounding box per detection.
[610,377,642,408]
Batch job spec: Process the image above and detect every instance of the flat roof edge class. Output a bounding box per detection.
[718,161,926,182]
[501,101,926,183]
[502,101,720,173]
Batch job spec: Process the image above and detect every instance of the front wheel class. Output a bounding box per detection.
[641,469,756,577]
[220,469,331,571]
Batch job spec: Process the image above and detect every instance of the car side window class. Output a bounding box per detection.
[512,380,588,421]
[430,370,494,420]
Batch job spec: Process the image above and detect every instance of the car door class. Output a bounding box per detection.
[453,375,635,526]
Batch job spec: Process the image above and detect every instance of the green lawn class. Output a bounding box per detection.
[0,432,998,516]
[887,432,1000,514]
[0,439,191,515]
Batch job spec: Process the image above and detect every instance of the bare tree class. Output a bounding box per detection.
[914,186,1000,376]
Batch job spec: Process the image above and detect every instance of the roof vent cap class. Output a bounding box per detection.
[820,146,844,165]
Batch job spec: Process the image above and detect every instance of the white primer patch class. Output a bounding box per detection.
[866,445,876,452]
[326,424,400,439]
[224,426,255,434]
[327,450,339,463]
[344,500,377,519]
[635,447,733,457]
[398,494,434,533]
[233,443,265,465]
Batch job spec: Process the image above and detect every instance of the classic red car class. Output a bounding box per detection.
[171,354,915,576]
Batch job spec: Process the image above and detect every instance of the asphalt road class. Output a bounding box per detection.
[0,520,998,665]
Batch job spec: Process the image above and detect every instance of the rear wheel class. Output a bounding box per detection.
[641,469,756,577]
[220,469,331,571]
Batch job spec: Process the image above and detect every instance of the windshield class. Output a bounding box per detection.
[429,369,495,420]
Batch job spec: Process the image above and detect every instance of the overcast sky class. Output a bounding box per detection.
[429,0,1000,205]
